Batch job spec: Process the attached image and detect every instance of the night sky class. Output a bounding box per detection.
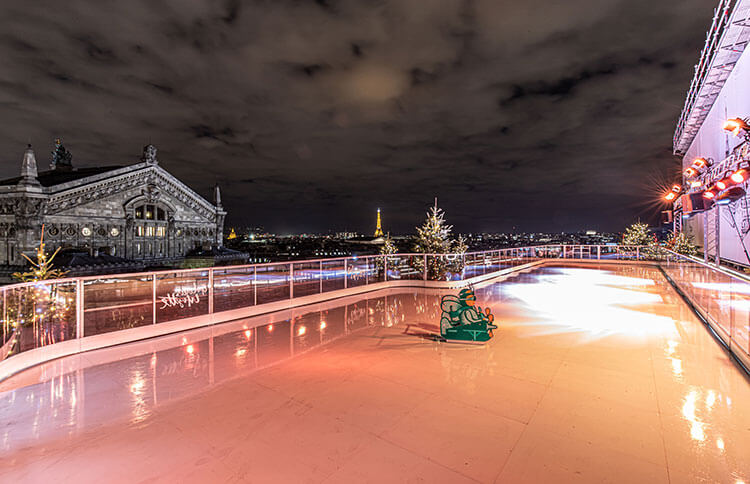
[0,0,715,234]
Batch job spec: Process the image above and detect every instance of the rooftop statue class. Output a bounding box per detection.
[50,138,73,170]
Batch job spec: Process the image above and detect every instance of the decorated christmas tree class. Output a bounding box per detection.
[12,225,67,282]
[621,221,652,246]
[621,221,659,258]
[413,199,463,279]
[666,231,698,256]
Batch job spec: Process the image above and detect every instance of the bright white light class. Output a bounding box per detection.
[682,390,705,442]
[502,268,674,339]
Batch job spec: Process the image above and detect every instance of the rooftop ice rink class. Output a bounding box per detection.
[1,263,749,483]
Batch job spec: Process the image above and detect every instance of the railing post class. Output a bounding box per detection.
[208,268,214,314]
[76,279,84,339]
[597,245,601,260]
[423,254,428,281]
[319,260,323,293]
[366,257,369,285]
[152,274,157,325]
[383,255,388,282]
[290,263,294,299]
[253,266,258,306]
[344,259,348,289]
[636,246,640,260]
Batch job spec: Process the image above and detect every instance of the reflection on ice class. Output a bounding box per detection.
[501,267,676,339]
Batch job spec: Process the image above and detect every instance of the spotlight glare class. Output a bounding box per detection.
[731,169,748,183]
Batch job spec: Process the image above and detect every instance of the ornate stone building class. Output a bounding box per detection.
[0,142,226,268]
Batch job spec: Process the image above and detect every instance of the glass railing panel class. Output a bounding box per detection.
[155,270,209,324]
[730,276,750,356]
[387,255,422,280]
[4,280,76,356]
[321,260,345,292]
[367,256,385,284]
[213,266,255,313]
[292,262,321,298]
[346,257,368,288]
[84,275,153,336]
[256,264,290,304]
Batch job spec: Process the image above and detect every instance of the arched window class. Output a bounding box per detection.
[132,203,170,259]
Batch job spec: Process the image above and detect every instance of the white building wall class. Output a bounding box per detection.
[682,41,750,265]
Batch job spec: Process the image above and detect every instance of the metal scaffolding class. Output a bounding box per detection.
[673,0,750,155]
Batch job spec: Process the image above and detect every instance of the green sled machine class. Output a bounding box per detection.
[439,288,497,343]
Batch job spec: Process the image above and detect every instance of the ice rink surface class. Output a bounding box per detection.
[1,264,748,483]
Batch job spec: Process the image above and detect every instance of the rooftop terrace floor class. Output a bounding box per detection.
[1,263,749,483]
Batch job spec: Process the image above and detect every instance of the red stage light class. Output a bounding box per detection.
[671,184,681,193]
[731,169,748,183]
[693,158,709,169]
[723,118,749,137]
[690,180,702,188]
[684,167,697,178]
[664,192,676,201]
[703,189,716,199]
[716,179,728,190]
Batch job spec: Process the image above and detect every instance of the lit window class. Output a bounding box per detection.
[145,204,154,220]
[135,206,144,219]
[156,226,165,237]
[136,226,144,237]
[136,243,142,254]
[146,226,155,237]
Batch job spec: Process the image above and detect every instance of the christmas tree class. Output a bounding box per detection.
[666,231,698,256]
[413,199,462,279]
[621,221,659,258]
[621,222,652,246]
[12,225,67,282]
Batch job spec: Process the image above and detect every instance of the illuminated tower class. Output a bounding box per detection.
[374,209,384,237]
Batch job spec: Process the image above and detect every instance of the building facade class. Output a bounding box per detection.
[0,143,226,268]
[674,0,750,265]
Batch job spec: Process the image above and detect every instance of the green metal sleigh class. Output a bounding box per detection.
[439,288,497,343]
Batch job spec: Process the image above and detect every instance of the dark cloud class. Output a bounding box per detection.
[0,0,715,233]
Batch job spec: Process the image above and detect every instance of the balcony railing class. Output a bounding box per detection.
[0,245,653,365]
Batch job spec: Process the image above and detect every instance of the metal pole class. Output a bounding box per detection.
[289,263,294,299]
[253,266,258,306]
[344,259,348,289]
[365,257,369,285]
[423,254,428,281]
[383,254,388,282]
[76,279,84,339]
[319,260,323,293]
[597,245,601,260]
[715,203,721,267]
[208,268,214,314]
[636,246,640,260]
[704,210,709,263]
[152,274,157,324]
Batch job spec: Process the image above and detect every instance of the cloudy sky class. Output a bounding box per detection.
[0,0,715,234]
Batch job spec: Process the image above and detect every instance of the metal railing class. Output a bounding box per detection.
[0,245,651,365]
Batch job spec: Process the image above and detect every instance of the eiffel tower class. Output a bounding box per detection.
[374,208,384,237]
